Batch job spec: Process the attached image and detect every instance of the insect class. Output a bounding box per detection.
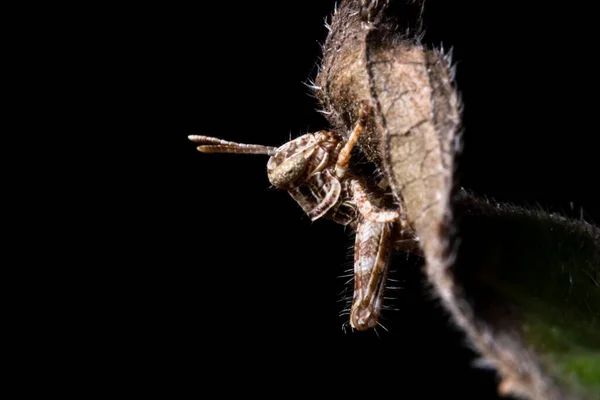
[190,105,417,331]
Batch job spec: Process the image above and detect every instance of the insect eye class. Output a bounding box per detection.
[268,152,309,188]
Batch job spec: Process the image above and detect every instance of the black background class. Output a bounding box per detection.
[121,1,599,397]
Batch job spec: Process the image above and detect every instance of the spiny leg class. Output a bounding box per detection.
[350,218,393,330]
[335,103,371,179]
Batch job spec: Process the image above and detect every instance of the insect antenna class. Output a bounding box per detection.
[188,135,277,156]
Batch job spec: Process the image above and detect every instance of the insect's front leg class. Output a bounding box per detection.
[335,102,371,179]
[305,170,342,221]
[351,217,393,330]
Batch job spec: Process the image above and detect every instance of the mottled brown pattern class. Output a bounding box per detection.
[190,111,405,331]
[351,218,392,330]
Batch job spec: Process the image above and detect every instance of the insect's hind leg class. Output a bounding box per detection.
[350,217,393,330]
[351,178,401,224]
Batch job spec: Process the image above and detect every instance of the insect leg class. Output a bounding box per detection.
[335,103,371,179]
[307,171,342,221]
[350,217,392,330]
[351,178,400,223]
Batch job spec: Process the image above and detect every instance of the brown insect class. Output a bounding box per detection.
[190,104,415,331]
